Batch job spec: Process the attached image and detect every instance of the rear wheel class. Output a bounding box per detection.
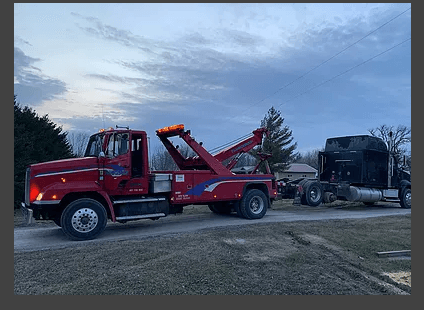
[60,198,107,240]
[303,181,323,207]
[239,189,268,219]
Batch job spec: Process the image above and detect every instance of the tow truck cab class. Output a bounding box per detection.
[23,128,150,220]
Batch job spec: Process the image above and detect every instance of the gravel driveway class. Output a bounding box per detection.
[14,201,411,295]
[14,202,410,252]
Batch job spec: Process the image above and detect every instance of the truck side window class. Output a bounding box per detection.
[107,133,129,158]
[106,134,115,158]
[84,134,105,157]
[117,133,129,155]
[131,136,144,177]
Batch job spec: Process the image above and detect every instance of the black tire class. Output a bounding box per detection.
[208,202,231,214]
[399,188,411,209]
[60,198,107,241]
[239,189,268,219]
[304,181,323,207]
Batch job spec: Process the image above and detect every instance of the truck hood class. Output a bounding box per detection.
[30,157,100,178]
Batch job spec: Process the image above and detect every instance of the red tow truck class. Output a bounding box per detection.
[21,124,277,240]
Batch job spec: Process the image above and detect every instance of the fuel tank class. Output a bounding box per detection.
[346,186,382,202]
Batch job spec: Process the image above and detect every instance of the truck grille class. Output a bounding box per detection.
[25,167,30,205]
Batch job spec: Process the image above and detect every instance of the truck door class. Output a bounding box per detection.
[103,132,131,195]
[123,133,149,195]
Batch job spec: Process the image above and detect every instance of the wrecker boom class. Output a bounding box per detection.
[213,127,269,170]
[156,125,269,173]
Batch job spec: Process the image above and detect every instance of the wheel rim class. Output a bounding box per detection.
[405,191,411,208]
[249,196,264,214]
[71,208,98,233]
[309,185,322,203]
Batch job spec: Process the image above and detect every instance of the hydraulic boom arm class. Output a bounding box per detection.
[156,125,269,173]
[213,128,268,169]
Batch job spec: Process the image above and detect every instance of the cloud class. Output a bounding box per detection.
[71,11,159,54]
[65,7,409,148]
[72,11,272,110]
[14,47,40,74]
[217,28,266,49]
[14,47,67,105]
[14,36,32,47]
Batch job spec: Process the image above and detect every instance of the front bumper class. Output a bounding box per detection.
[21,203,35,225]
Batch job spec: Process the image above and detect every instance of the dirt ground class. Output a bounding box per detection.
[14,200,411,295]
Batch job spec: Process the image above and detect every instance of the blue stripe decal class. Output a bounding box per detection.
[184,176,272,196]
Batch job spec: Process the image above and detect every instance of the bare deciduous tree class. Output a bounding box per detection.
[368,124,411,153]
[67,131,91,157]
[368,124,411,170]
[150,144,196,171]
[294,147,324,170]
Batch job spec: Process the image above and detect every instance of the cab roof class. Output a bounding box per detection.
[325,135,388,152]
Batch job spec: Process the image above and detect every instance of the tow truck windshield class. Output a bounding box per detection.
[84,133,105,157]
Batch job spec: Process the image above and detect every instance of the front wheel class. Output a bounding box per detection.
[239,189,268,219]
[60,198,107,240]
[400,188,411,209]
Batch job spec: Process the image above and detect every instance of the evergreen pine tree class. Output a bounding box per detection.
[254,107,297,172]
[14,95,73,208]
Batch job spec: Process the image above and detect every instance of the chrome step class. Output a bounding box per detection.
[382,198,400,202]
[115,213,166,221]
[113,197,166,204]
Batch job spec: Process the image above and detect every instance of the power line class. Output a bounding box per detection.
[212,37,410,152]
[237,6,411,117]
[215,7,411,149]
[275,37,411,109]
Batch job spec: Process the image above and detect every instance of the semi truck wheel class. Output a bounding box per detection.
[60,198,107,240]
[240,189,268,219]
[400,188,411,209]
[303,181,323,207]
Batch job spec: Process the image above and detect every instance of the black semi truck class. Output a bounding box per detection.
[278,135,411,208]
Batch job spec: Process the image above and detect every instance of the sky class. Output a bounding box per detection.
[14,3,411,155]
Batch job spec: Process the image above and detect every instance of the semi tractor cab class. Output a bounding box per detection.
[21,124,277,240]
[279,135,411,209]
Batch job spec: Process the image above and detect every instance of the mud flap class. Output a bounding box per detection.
[293,185,302,205]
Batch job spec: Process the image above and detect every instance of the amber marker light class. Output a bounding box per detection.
[36,192,44,201]
[156,124,184,134]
